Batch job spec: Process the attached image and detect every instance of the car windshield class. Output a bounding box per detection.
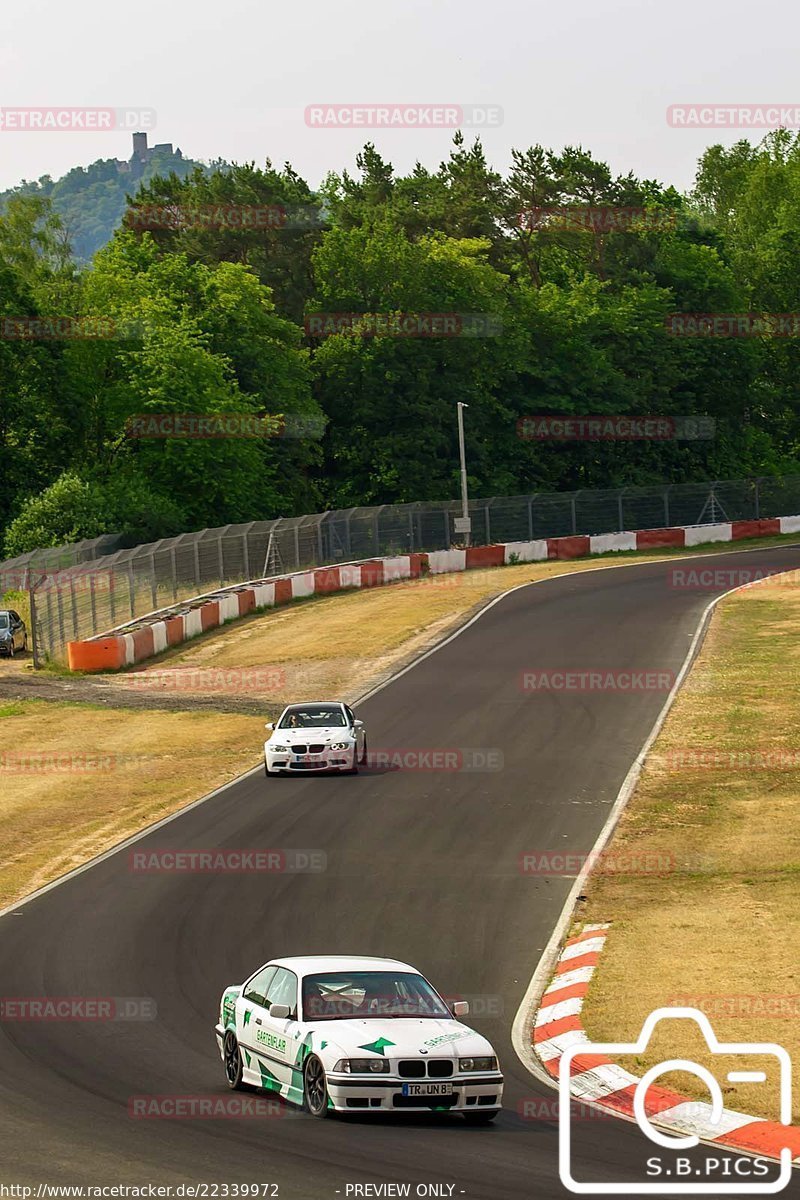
[278,705,346,729]
[0,615,9,629]
[302,971,452,1021]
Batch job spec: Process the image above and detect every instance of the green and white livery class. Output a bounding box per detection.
[215,954,503,1122]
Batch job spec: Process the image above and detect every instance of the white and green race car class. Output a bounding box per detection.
[215,954,503,1121]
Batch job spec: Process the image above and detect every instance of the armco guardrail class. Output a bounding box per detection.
[65,515,799,672]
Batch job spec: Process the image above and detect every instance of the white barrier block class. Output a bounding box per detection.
[291,571,316,599]
[123,633,136,665]
[151,621,167,655]
[339,565,363,589]
[590,532,637,554]
[427,549,467,574]
[252,583,275,608]
[218,595,240,623]
[382,555,411,582]
[780,515,800,534]
[184,609,203,640]
[503,540,548,564]
[684,523,731,546]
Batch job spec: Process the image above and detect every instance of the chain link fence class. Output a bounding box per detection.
[2,475,799,664]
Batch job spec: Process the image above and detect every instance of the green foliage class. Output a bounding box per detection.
[1,131,799,559]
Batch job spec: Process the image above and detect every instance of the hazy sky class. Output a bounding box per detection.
[1,0,798,194]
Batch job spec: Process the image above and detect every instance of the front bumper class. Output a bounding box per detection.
[265,746,356,773]
[326,1072,504,1114]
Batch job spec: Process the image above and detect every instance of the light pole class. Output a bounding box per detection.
[456,402,471,547]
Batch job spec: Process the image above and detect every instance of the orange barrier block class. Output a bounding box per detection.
[67,637,125,672]
[465,545,505,569]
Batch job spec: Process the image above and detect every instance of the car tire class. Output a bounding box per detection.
[7,642,14,659]
[22,636,28,654]
[359,737,368,766]
[462,1110,499,1125]
[303,1055,330,1117]
[223,1029,245,1091]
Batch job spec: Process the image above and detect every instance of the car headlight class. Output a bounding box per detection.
[459,1056,497,1072]
[270,745,289,753]
[329,742,351,751]
[333,1058,390,1074]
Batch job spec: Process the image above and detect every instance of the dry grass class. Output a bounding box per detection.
[580,579,800,1122]
[0,700,265,909]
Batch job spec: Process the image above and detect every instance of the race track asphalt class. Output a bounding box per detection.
[2,547,798,1199]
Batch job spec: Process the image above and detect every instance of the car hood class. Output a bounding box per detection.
[309,1017,493,1059]
[268,727,352,745]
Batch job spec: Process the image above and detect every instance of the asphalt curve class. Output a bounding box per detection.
[2,547,798,1200]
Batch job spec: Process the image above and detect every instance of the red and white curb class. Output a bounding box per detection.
[534,925,800,1162]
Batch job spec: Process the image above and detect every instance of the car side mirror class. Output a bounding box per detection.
[451,1000,469,1017]
[354,720,364,728]
[265,722,274,731]
[269,1003,291,1020]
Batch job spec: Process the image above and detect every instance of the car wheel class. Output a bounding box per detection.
[359,737,368,766]
[22,636,28,654]
[7,642,14,659]
[463,1110,499,1125]
[303,1054,330,1117]
[223,1030,245,1091]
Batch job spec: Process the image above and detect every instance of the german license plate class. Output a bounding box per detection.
[401,1082,453,1097]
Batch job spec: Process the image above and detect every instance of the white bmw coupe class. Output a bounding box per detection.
[264,701,367,776]
[215,955,503,1122]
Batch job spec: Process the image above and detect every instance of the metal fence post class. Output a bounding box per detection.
[570,495,577,535]
[193,541,201,587]
[69,577,79,639]
[663,487,670,528]
[527,498,534,540]
[217,535,225,588]
[150,554,157,609]
[754,478,760,520]
[109,568,117,625]
[89,574,97,634]
[170,547,178,602]
[443,510,450,548]
[617,490,625,532]
[127,563,135,620]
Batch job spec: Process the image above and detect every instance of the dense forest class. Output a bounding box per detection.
[2,130,800,557]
